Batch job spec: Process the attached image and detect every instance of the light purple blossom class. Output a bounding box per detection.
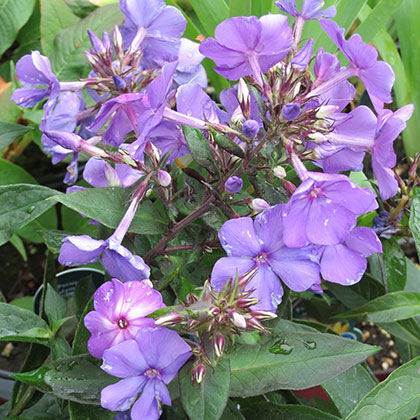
[101,327,191,420]
[12,51,59,108]
[291,38,314,71]
[282,172,378,248]
[211,205,320,312]
[84,279,164,358]
[120,0,186,64]
[199,15,293,87]
[83,157,142,188]
[282,103,301,121]
[225,176,243,193]
[241,119,260,138]
[275,0,336,20]
[320,227,382,285]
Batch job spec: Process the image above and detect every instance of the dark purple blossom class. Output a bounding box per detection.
[120,0,186,64]
[275,0,336,20]
[282,102,301,121]
[320,227,382,285]
[199,15,293,87]
[241,119,260,138]
[84,279,164,358]
[101,327,191,420]
[225,176,243,193]
[282,172,378,248]
[211,205,320,312]
[12,51,59,108]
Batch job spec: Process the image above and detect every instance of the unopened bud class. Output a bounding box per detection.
[316,105,339,119]
[225,176,243,193]
[250,198,270,212]
[409,154,420,181]
[192,364,206,384]
[44,130,81,152]
[155,312,184,327]
[246,317,266,332]
[236,297,259,309]
[145,141,161,162]
[84,50,104,74]
[187,319,200,330]
[273,166,287,179]
[308,132,327,143]
[113,75,127,90]
[229,311,247,329]
[113,25,124,59]
[158,170,171,187]
[214,334,225,358]
[242,119,260,138]
[291,38,313,72]
[104,163,121,187]
[238,78,251,119]
[281,102,301,121]
[88,29,106,57]
[250,310,277,321]
[208,306,220,317]
[283,180,296,195]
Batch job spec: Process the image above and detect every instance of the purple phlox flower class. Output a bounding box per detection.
[88,92,143,147]
[320,226,382,286]
[242,119,260,138]
[211,205,320,312]
[225,176,243,193]
[314,105,377,172]
[371,104,414,200]
[40,91,85,133]
[101,326,191,420]
[120,0,186,64]
[282,172,378,248]
[314,20,395,105]
[11,51,59,108]
[291,38,313,71]
[59,188,150,281]
[199,15,293,87]
[373,210,402,239]
[282,102,301,121]
[84,279,165,358]
[173,38,207,88]
[148,121,189,163]
[176,83,227,124]
[275,0,336,20]
[83,157,142,188]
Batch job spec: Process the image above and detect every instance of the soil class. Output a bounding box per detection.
[0,342,28,373]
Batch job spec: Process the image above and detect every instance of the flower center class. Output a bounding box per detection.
[255,252,268,265]
[117,318,129,329]
[144,368,160,379]
[310,187,322,198]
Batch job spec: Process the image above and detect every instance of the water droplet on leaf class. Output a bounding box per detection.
[269,338,293,355]
[302,340,317,350]
[26,205,35,214]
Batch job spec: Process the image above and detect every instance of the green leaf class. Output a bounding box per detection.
[14,353,117,404]
[0,121,32,149]
[229,0,251,17]
[322,364,377,417]
[51,187,167,235]
[0,184,59,246]
[337,291,420,323]
[239,403,341,420]
[44,284,67,326]
[9,233,28,261]
[346,356,420,419]
[50,4,123,80]
[190,0,229,36]
[356,0,403,42]
[183,126,219,176]
[9,296,33,310]
[228,320,379,397]
[65,0,97,18]
[0,303,52,345]
[69,402,115,420]
[382,238,407,292]
[0,0,36,56]
[212,133,245,159]
[40,0,79,55]
[410,187,420,259]
[72,297,94,355]
[377,318,420,347]
[180,359,230,420]
[220,399,246,420]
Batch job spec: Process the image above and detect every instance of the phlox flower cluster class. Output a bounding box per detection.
[11,0,413,418]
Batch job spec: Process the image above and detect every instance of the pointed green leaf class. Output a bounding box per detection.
[346,356,420,420]
[228,320,379,396]
[410,187,420,259]
[69,402,115,420]
[0,121,32,149]
[229,0,251,17]
[190,0,229,36]
[383,238,407,292]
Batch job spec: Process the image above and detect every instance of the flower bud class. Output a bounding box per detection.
[88,30,106,57]
[104,163,121,187]
[409,154,420,181]
[229,311,247,329]
[238,78,251,119]
[273,166,287,179]
[113,25,124,59]
[236,297,259,309]
[113,75,127,90]
[214,334,225,358]
[44,130,81,152]
[308,132,327,143]
[157,170,172,187]
[225,176,243,194]
[192,363,206,384]
[250,310,277,321]
[246,317,266,332]
[283,180,297,195]
[187,319,200,330]
[281,102,301,121]
[242,119,260,138]
[316,105,339,119]
[208,306,220,318]
[250,198,270,212]
[155,312,184,327]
